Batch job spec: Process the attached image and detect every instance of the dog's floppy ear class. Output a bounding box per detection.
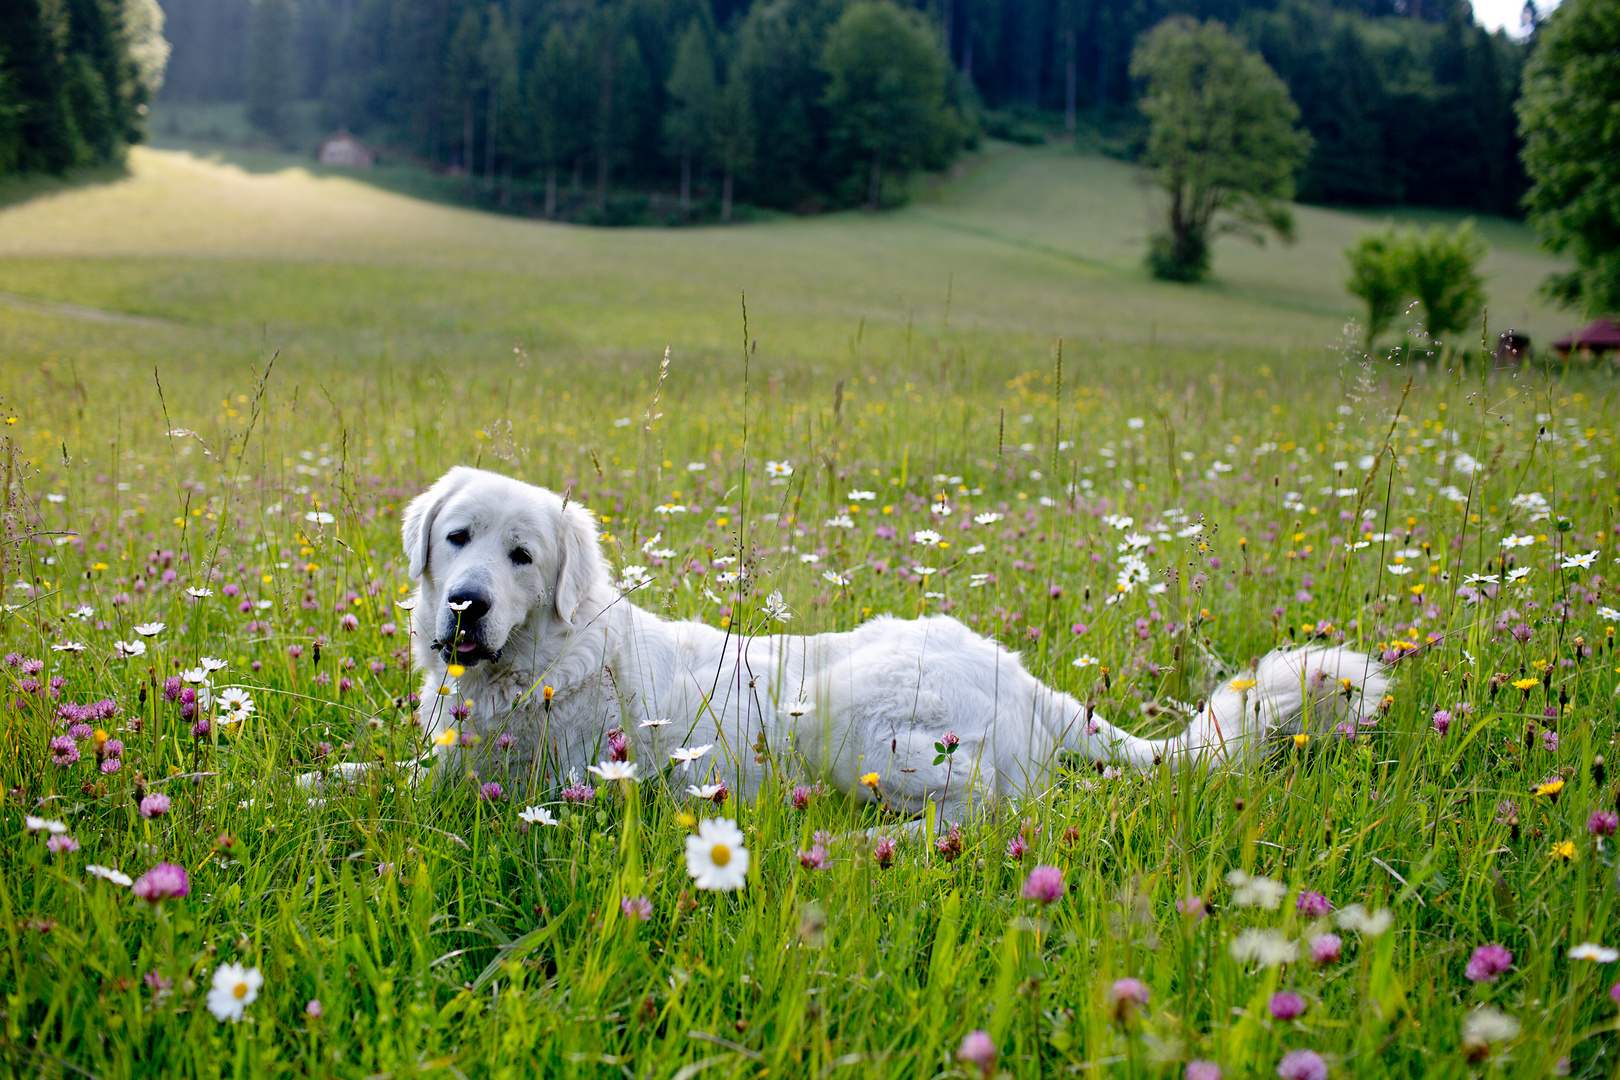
[402,474,454,580]
[552,500,606,626]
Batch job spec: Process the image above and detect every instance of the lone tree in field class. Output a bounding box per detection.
[1346,222,1487,350]
[1517,0,1620,315]
[1132,18,1311,282]
[822,0,959,211]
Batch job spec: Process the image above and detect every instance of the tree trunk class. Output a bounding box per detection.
[1094,30,1108,117]
[721,169,733,223]
[1065,28,1077,134]
[680,150,691,213]
[962,31,972,80]
[462,103,474,178]
[867,152,882,211]
[943,0,953,59]
[572,156,583,193]
[545,164,557,219]
[596,155,609,214]
[485,84,497,184]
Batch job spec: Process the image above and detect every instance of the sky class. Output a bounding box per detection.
[1470,0,1559,36]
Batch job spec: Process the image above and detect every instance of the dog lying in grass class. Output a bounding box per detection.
[356,466,1387,816]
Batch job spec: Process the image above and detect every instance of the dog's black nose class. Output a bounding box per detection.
[447,592,491,627]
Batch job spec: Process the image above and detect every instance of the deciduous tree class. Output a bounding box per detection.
[1132,17,1311,282]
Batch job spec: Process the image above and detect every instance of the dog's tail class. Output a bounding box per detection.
[1042,645,1388,772]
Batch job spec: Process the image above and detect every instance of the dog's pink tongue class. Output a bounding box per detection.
[457,642,477,653]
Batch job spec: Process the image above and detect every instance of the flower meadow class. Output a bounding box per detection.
[3,342,1620,1079]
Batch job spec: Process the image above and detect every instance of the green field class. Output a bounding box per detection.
[1,143,1618,1079]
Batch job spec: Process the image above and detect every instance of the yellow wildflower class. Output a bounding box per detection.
[432,728,459,747]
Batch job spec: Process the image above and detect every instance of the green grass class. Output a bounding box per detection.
[0,143,1617,1079]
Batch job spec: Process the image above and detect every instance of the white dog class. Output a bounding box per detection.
[394,467,1387,818]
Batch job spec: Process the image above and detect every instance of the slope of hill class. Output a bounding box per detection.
[0,141,1570,378]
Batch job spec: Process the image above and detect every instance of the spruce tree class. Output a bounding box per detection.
[246,0,295,141]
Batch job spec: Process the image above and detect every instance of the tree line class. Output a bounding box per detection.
[134,0,1533,219]
[0,0,169,174]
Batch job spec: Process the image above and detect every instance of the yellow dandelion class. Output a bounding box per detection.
[432,728,459,747]
[1535,778,1566,798]
[676,811,697,828]
[860,772,881,789]
[1293,733,1309,748]
[446,663,466,678]
[1552,840,1577,862]
[1229,678,1258,692]
[1512,678,1538,691]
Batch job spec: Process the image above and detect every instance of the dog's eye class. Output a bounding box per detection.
[509,547,532,566]
[447,529,471,547]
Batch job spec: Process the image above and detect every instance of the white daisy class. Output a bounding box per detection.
[25,816,67,834]
[822,570,851,587]
[206,962,263,1023]
[797,553,820,564]
[587,761,639,782]
[973,512,1003,525]
[670,745,713,768]
[1500,535,1535,549]
[1568,942,1620,962]
[638,718,672,728]
[86,864,133,886]
[304,511,336,524]
[518,806,559,826]
[1334,903,1394,936]
[1506,567,1533,583]
[684,817,749,891]
[217,688,255,722]
[964,544,987,554]
[1599,607,1620,622]
[783,699,814,717]
[51,641,86,653]
[113,640,147,659]
[180,667,209,685]
[1073,654,1099,668]
[1561,550,1599,570]
[912,529,942,546]
[687,784,726,800]
[765,460,793,478]
[1225,870,1286,909]
[847,490,876,501]
[200,656,228,672]
[185,586,215,599]
[1228,929,1297,967]
[132,622,166,637]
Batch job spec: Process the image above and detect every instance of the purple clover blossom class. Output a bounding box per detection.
[132,863,190,902]
[1276,1049,1328,1080]
[1021,865,1065,904]
[620,895,653,921]
[1309,934,1343,964]
[1176,895,1207,919]
[1268,991,1307,1020]
[103,738,124,758]
[791,785,815,811]
[1005,834,1028,859]
[957,1030,996,1078]
[1186,1062,1222,1080]
[1432,709,1452,735]
[1589,810,1619,837]
[1465,943,1513,983]
[100,758,121,775]
[873,836,896,868]
[139,793,171,818]
[46,835,79,855]
[1296,890,1332,918]
[49,736,80,766]
[797,845,831,871]
[560,782,595,804]
[478,781,503,802]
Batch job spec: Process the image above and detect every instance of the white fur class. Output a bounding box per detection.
[397,467,1389,818]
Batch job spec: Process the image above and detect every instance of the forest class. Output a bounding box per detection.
[4,0,1531,220]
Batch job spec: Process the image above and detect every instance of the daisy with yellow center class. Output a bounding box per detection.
[205,962,263,1022]
[684,817,749,891]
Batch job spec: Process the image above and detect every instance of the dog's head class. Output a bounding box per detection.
[402,467,607,667]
